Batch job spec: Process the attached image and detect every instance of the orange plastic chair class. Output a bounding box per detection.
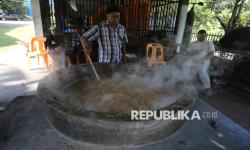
[146,43,166,66]
[27,37,50,70]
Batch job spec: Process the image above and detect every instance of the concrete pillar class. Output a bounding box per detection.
[31,0,43,37]
[176,0,189,53]
[181,6,195,51]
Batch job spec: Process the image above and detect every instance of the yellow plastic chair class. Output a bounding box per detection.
[146,43,166,66]
[27,37,50,70]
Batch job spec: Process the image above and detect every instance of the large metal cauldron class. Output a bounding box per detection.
[37,64,197,145]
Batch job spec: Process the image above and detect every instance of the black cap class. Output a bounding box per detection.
[198,30,206,34]
[106,5,120,14]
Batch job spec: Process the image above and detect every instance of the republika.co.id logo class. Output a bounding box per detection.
[131,110,218,121]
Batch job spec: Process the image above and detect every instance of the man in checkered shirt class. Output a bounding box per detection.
[82,5,128,64]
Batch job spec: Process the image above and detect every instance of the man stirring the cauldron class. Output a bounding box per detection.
[81,5,128,64]
[186,30,215,96]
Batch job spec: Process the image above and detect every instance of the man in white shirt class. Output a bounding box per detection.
[186,30,215,96]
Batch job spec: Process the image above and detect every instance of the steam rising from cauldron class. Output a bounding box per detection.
[55,53,197,115]
[45,32,202,115]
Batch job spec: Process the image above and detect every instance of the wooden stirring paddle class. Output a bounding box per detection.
[77,33,100,81]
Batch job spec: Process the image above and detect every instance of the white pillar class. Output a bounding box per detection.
[31,0,43,37]
[176,2,189,53]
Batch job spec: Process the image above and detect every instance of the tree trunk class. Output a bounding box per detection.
[216,16,227,31]
[234,0,247,27]
[225,0,246,33]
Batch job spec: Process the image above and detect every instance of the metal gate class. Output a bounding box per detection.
[41,0,180,40]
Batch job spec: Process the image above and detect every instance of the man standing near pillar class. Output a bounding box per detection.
[186,30,215,96]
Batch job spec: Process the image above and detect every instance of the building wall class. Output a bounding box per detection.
[25,0,33,16]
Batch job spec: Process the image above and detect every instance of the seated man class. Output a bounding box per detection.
[186,30,215,96]
[45,27,66,70]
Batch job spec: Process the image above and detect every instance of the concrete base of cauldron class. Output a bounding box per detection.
[0,96,249,150]
[37,64,198,145]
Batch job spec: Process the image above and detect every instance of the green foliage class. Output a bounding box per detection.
[0,0,27,15]
[189,0,250,34]
[238,1,250,27]
[0,23,34,53]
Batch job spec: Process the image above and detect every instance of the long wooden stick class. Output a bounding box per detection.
[77,33,100,81]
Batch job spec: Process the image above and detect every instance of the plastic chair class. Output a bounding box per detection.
[146,43,166,66]
[27,37,50,70]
